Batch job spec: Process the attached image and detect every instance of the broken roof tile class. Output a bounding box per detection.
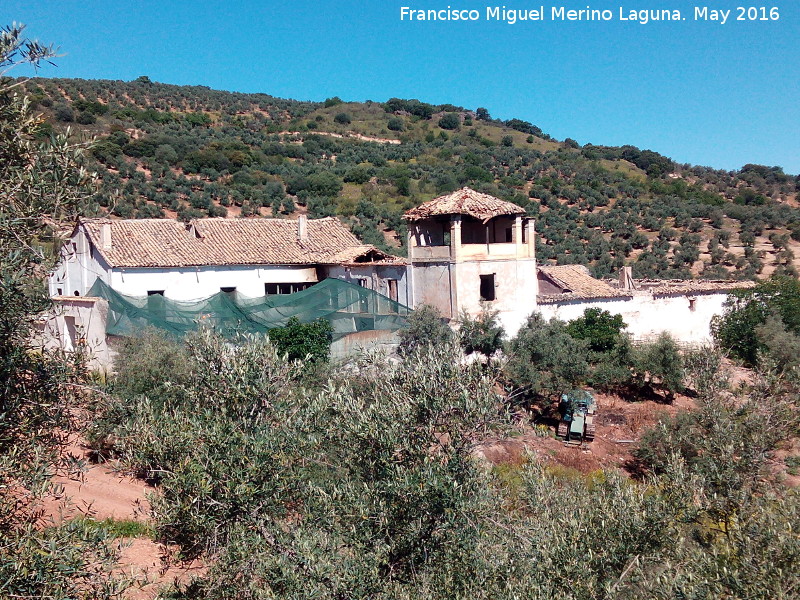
[403,187,525,222]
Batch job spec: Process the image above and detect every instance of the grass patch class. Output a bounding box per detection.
[74,517,154,538]
[785,456,800,476]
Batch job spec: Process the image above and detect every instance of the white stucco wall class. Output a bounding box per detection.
[49,228,110,297]
[36,297,113,370]
[106,264,319,301]
[48,224,322,301]
[537,291,730,344]
[453,258,539,335]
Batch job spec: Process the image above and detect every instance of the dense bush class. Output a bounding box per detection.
[712,276,800,366]
[505,313,590,399]
[457,308,505,357]
[0,25,125,597]
[95,327,800,599]
[268,316,333,363]
[397,304,454,355]
[566,307,626,353]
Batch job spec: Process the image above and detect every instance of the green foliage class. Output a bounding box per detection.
[713,276,800,366]
[397,304,454,355]
[334,111,351,124]
[74,517,154,539]
[268,316,333,363]
[438,112,460,130]
[631,332,684,399]
[98,325,800,599]
[387,116,404,131]
[566,307,626,353]
[0,23,125,598]
[457,308,505,357]
[505,313,590,399]
[111,327,191,400]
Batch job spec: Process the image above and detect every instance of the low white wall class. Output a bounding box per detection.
[537,291,729,344]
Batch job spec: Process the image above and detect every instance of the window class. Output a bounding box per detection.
[220,286,236,294]
[265,282,314,295]
[688,297,697,312]
[57,287,63,295]
[64,316,77,351]
[357,278,369,288]
[387,279,398,302]
[505,227,513,242]
[479,274,496,301]
[147,290,165,296]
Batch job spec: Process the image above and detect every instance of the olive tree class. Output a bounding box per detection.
[0,23,125,598]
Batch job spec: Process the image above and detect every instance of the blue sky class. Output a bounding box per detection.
[7,1,800,173]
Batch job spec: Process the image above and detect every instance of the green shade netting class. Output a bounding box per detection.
[87,278,410,340]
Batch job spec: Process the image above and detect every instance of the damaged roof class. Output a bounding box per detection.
[621,279,757,295]
[537,265,631,302]
[538,265,757,304]
[403,187,525,222]
[79,217,402,268]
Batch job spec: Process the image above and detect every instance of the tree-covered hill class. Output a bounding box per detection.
[22,76,800,279]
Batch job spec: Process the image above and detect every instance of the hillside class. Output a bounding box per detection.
[23,76,800,280]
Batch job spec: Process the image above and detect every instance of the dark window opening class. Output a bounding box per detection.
[265,282,314,296]
[147,290,165,296]
[387,279,398,302]
[73,290,80,296]
[688,297,697,312]
[57,287,63,295]
[479,274,496,301]
[505,227,513,242]
[358,278,369,288]
[220,286,236,294]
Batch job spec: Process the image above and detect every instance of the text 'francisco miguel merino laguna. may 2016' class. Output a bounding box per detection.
[399,6,781,25]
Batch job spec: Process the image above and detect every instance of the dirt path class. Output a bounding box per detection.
[478,391,696,474]
[43,439,204,599]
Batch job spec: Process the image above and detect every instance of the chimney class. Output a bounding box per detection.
[297,215,308,243]
[100,223,112,251]
[619,266,635,290]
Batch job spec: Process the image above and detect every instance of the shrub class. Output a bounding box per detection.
[334,112,351,125]
[457,308,505,357]
[438,112,460,130]
[398,304,454,355]
[566,307,626,353]
[712,276,800,366]
[268,316,333,363]
[54,103,74,122]
[505,313,590,400]
[631,333,684,399]
[387,117,404,131]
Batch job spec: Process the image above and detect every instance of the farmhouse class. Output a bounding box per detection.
[50,215,408,303]
[45,215,409,364]
[44,187,754,364]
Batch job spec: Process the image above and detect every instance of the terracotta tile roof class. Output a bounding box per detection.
[537,265,631,302]
[80,217,399,268]
[403,187,525,222]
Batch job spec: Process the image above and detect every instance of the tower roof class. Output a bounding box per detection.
[403,187,525,223]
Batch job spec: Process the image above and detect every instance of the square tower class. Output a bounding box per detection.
[404,187,538,334]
